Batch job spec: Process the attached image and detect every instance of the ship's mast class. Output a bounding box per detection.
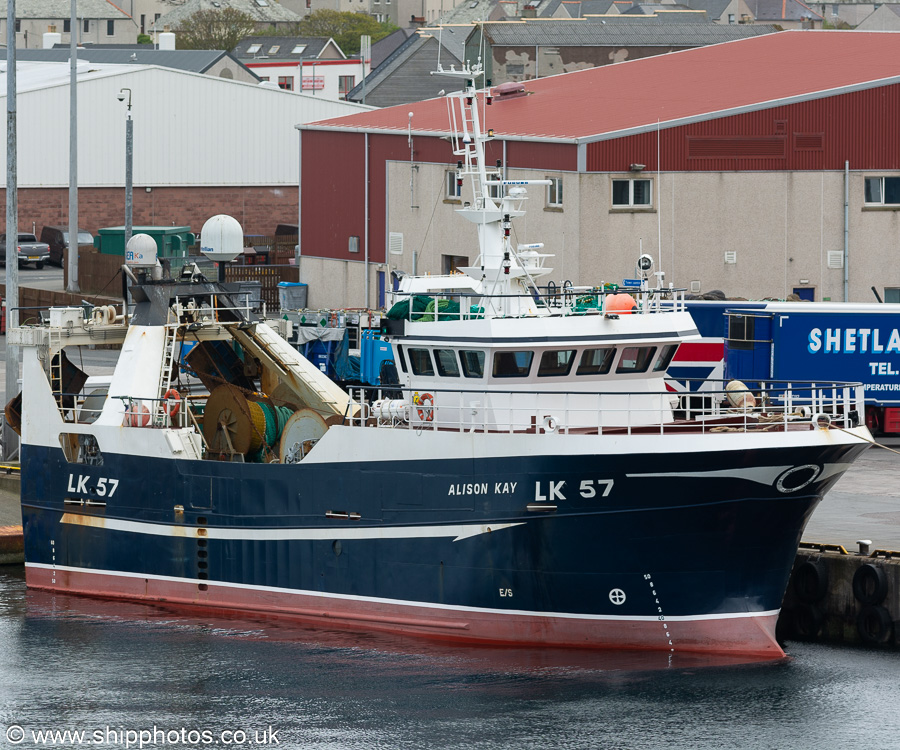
[433,62,553,316]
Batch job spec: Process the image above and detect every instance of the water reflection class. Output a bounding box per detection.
[2,567,900,750]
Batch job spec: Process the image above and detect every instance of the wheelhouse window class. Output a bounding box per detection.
[537,349,575,377]
[612,178,652,208]
[408,348,434,376]
[576,348,615,376]
[546,177,563,207]
[460,350,485,378]
[434,349,460,377]
[864,177,900,205]
[446,170,461,199]
[396,345,408,372]
[492,351,533,378]
[616,346,657,373]
[653,344,678,372]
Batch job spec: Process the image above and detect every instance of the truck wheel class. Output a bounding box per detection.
[35,261,44,269]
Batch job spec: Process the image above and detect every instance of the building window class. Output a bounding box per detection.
[64,19,71,32]
[885,288,900,303]
[140,15,145,32]
[338,75,355,97]
[612,178,652,208]
[348,236,359,253]
[258,76,269,82]
[546,176,563,207]
[107,19,114,35]
[306,0,311,7]
[865,176,900,205]
[278,76,294,90]
[154,13,161,21]
[268,45,280,54]
[247,43,262,54]
[446,170,461,199]
[292,44,307,54]
[728,13,735,22]
[15,19,20,32]
[84,18,89,32]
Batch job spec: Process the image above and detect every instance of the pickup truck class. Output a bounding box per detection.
[0,233,51,269]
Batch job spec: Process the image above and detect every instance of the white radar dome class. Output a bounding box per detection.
[200,214,243,263]
[125,233,158,268]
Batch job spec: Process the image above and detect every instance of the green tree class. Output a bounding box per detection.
[178,8,258,52]
[297,10,397,55]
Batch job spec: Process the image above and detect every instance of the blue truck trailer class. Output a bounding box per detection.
[723,302,900,434]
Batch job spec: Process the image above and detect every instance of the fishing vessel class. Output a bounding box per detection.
[9,63,871,657]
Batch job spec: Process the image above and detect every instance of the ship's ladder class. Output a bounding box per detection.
[48,327,64,409]
[154,323,179,426]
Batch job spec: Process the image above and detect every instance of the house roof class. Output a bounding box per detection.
[345,32,463,105]
[13,0,131,20]
[479,19,772,46]
[150,0,302,31]
[746,0,822,21]
[18,48,258,78]
[232,36,344,61]
[680,0,735,21]
[308,30,900,143]
[370,29,416,68]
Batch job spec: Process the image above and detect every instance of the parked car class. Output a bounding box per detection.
[0,233,50,269]
[40,225,94,267]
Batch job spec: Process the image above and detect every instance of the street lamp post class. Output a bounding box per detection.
[118,88,133,244]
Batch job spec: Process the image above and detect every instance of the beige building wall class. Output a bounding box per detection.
[3,19,137,47]
[300,162,900,309]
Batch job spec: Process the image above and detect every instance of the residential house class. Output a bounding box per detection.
[1,0,137,48]
[234,35,366,99]
[854,4,900,30]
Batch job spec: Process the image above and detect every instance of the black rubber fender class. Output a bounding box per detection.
[793,559,829,603]
[852,563,888,606]
[856,605,894,645]
[791,603,824,640]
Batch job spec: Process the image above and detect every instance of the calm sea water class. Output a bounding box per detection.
[2,566,899,750]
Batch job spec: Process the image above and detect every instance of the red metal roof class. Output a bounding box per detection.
[308,30,900,142]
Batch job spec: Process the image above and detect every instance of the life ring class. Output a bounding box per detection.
[416,393,434,422]
[163,388,181,417]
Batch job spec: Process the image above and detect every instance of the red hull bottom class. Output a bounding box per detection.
[26,565,785,659]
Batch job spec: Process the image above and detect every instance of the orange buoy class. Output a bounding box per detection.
[124,403,151,427]
[605,293,637,315]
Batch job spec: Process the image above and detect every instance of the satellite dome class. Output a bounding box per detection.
[200,215,243,264]
[125,233,158,268]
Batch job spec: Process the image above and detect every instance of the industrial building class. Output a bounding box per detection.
[0,60,369,238]
[298,30,900,308]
